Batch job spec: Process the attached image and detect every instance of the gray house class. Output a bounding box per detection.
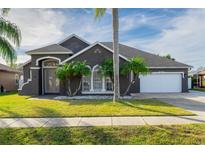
[19,34,191,96]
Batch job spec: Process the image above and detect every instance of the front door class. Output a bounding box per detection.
[44,68,59,94]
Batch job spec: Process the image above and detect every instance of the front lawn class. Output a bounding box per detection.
[192,88,205,92]
[0,93,193,117]
[0,124,205,144]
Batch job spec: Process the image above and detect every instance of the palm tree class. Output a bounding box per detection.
[0,8,21,65]
[56,61,91,96]
[120,57,149,96]
[94,8,120,102]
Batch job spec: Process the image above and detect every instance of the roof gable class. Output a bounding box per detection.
[61,42,129,64]
[58,34,90,53]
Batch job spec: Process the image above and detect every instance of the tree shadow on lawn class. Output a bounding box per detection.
[118,100,193,116]
[31,106,65,117]
[0,127,123,145]
[60,99,172,106]
[0,108,22,117]
[62,99,112,105]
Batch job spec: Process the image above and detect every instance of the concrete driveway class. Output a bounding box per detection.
[132,90,205,116]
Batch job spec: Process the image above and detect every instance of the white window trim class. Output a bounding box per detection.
[36,56,61,66]
[82,64,113,93]
[30,67,40,69]
[82,65,92,92]
[82,91,113,94]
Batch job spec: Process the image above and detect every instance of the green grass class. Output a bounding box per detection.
[0,124,205,144]
[0,93,193,117]
[192,88,205,92]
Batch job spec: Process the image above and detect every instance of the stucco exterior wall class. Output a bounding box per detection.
[65,44,131,95]
[23,62,31,82]
[20,44,189,95]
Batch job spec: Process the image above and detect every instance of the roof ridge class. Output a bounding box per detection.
[58,34,91,45]
[101,42,191,68]
[0,63,21,73]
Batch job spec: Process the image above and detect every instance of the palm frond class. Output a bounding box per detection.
[94,8,106,20]
[0,17,21,46]
[0,36,17,64]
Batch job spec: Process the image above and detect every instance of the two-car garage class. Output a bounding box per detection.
[139,72,183,93]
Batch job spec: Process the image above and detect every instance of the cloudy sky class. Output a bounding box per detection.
[1,8,205,69]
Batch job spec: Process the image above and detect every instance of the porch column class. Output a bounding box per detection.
[90,71,94,92]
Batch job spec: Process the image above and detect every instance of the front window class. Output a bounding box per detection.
[93,66,103,91]
[43,60,58,67]
[82,75,91,91]
[81,65,113,93]
[105,77,113,91]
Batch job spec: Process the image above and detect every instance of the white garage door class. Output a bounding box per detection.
[140,73,182,93]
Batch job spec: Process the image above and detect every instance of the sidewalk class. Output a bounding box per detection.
[0,116,205,128]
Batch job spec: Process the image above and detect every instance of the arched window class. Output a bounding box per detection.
[92,65,103,92]
[82,65,113,93]
[82,66,91,92]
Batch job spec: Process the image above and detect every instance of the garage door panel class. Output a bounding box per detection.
[140,73,182,93]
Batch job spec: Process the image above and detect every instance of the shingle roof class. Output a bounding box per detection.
[26,44,73,55]
[101,42,191,68]
[0,63,21,73]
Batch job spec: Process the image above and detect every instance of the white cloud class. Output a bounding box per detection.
[125,9,205,69]
[6,9,66,49]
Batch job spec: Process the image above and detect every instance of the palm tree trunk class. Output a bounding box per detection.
[123,80,135,96]
[67,78,72,96]
[112,8,120,102]
[72,78,82,96]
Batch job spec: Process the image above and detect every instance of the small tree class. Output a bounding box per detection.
[120,57,149,96]
[99,58,114,83]
[56,61,91,96]
[163,54,175,61]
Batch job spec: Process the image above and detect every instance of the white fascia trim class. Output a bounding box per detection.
[82,91,113,94]
[27,51,73,55]
[18,78,32,90]
[30,67,41,69]
[36,56,61,66]
[149,66,192,69]
[58,34,91,45]
[22,59,31,67]
[61,42,129,64]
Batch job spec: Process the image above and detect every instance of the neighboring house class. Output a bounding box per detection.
[190,69,205,88]
[19,34,192,96]
[0,63,22,92]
